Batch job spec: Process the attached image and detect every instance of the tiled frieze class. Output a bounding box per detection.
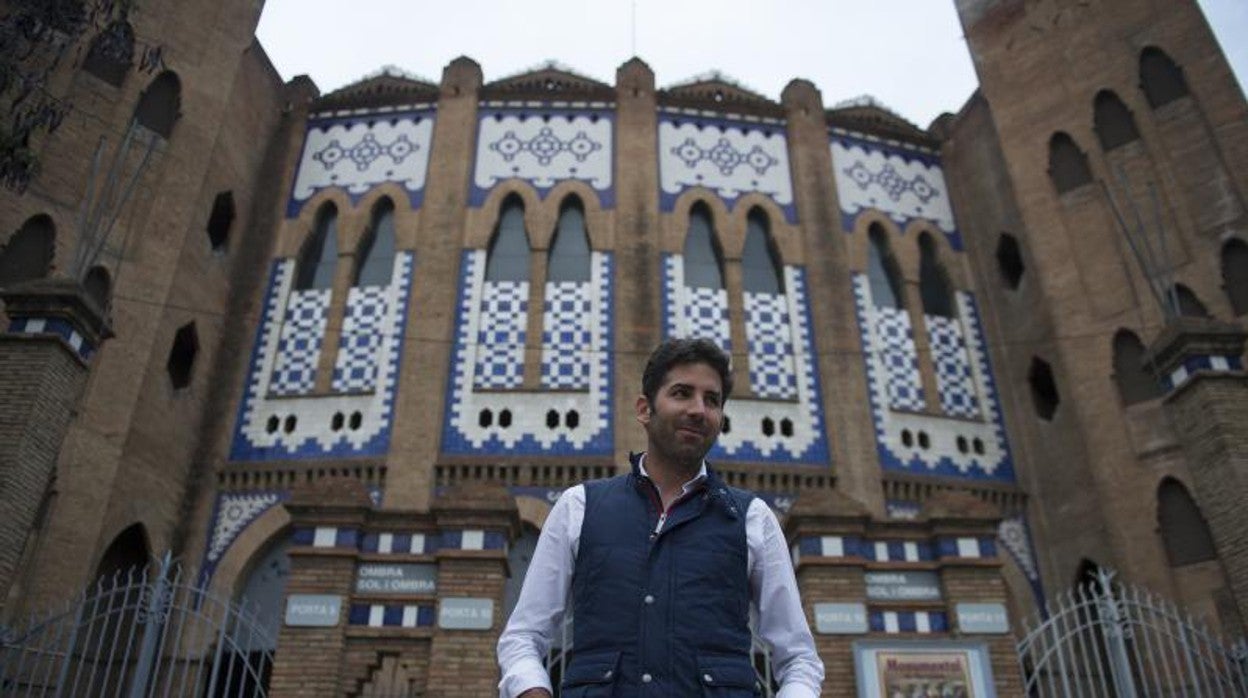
[872,306,926,412]
[229,253,415,460]
[658,112,795,222]
[289,109,435,217]
[830,131,959,248]
[541,280,593,390]
[663,258,828,464]
[925,313,981,419]
[853,274,1014,481]
[442,250,613,455]
[470,107,614,207]
[268,288,330,396]
[744,291,796,400]
[473,280,529,390]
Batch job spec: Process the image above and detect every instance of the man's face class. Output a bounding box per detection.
[636,361,724,469]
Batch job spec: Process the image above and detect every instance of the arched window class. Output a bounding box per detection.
[918,233,955,317]
[1221,238,1248,315]
[1158,478,1217,566]
[996,233,1025,290]
[1112,330,1160,405]
[81,20,134,87]
[206,191,235,251]
[0,214,55,288]
[1172,284,1208,318]
[236,536,291,655]
[166,321,199,390]
[486,197,531,282]
[134,71,181,139]
[83,265,111,310]
[354,199,396,286]
[94,523,150,583]
[1048,132,1093,194]
[1093,90,1140,150]
[504,524,540,621]
[867,224,904,309]
[1140,47,1189,109]
[295,204,338,291]
[683,204,723,289]
[742,209,783,294]
[1028,356,1059,421]
[547,199,591,283]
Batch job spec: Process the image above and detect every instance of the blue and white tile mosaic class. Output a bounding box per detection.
[289,110,435,217]
[349,604,436,627]
[663,256,829,464]
[831,132,960,249]
[743,291,796,400]
[926,314,980,419]
[1159,353,1244,392]
[268,289,330,396]
[229,252,414,460]
[473,280,529,390]
[195,490,286,591]
[999,514,1047,612]
[541,281,593,390]
[853,274,1014,481]
[442,250,614,455]
[870,610,948,634]
[6,316,96,361]
[872,306,926,412]
[659,113,795,222]
[332,285,389,393]
[471,108,614,207]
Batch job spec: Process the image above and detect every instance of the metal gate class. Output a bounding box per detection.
[0,554,275,697]
[1017,568,1248,697]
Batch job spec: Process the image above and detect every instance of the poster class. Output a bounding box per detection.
[876,651,973,698]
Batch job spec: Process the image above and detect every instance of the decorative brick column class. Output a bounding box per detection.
[1146,317,1248,624]
[0,278,109,609]
[425,483,519,697]
[269,477,371,697]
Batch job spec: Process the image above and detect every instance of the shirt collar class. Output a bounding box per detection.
[637,452,708,497]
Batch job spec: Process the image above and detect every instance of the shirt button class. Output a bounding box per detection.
[704,673,714,683]
[644,594,655,604]
[641,673,652,683]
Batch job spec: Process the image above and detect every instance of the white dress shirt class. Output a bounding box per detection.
[497,461,824,697]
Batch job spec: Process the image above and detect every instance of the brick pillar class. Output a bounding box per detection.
[269,477,371,697]
[0,278,109,609]
[785,489,872,694]
[425,484,519,698]
[1146,317,1248,623]
[926,492,1025,697]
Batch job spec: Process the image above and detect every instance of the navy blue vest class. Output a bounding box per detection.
[560,454,760,696]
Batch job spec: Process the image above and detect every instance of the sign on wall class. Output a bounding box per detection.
[864,571,941,601]
[852,641,995,698]
[956,602,1010,634]
[815,602,869,634]
[284,594,342,627]
[438,598,494,630]
[355,563,437,594]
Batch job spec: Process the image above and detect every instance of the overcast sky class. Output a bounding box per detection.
[255,0,1247,128]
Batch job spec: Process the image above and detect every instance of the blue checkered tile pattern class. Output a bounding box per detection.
[744,291,797,399]
[442,250,614,455]
[869,610,949,634]
[683,286,732,349]
[852,274,1015,483]
[269,288,331,395]
[926,314,980,419]
[473,280,529,389]
[332,285,389,392]
[541,281,592,390]
[873,306,926,411]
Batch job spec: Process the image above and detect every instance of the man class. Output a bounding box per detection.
[497,338,824,697]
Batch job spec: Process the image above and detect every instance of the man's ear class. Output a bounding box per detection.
[635,395,651,425]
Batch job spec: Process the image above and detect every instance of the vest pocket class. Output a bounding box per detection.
[697,654,761,696]
[560,650,621,697]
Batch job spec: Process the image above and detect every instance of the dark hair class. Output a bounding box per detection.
[641,337,733,406]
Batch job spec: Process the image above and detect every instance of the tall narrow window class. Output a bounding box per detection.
[867,224,904,309]
[1171,284,1208,318]
[1112,329,1160,405]
[1093,90,1140,150]
[84,266,111,309]
[1158,478,1217,566]
[0,214,54,288]
[486,198,531,282]
[82,20,134,87]
[206,191,235,251]
[1140,47,1189,109]
[742,210,782,294]
[996,233,1025,289]
[683,204,723,289]
[1048,132,1093,194]
[354,199,396,286]
[547,199,591,283]
[1221,239,1248,315]
[166,322,199,390]
[918,233,955,317]
[295,204,338,291]
[134,71,181,139]
[1028,356,1059,421]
